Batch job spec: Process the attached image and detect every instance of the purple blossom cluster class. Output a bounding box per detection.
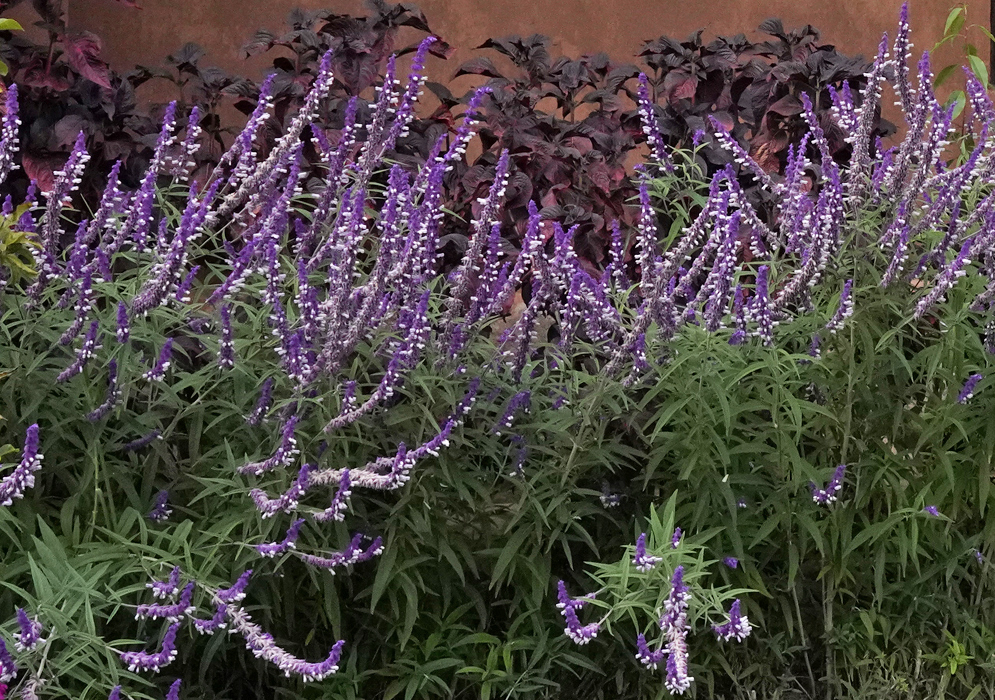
[555,581,600,645]
[0,425,43,508]
[633,533,663,572]
[713,599,752,642]
[659,566,693,694]
[9,2,994,690]
[119,622,180,673]
[810,464,847,505]
[148,490,172,522]
[14,610,44,652]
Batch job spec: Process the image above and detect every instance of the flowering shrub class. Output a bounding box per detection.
[0,2,994,699]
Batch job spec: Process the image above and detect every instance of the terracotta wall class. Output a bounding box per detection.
[7,0,993,109]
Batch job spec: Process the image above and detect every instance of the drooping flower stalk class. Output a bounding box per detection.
[221,604,345,682]
[135,582,195,621]
[297,534,384,571]
[124,430,162,453]
[555,581,600,645]
[250,463,310,518]
[255,518,305,558]
[119,622,180,673]
[57,319,101,383]
[240,413,299,475]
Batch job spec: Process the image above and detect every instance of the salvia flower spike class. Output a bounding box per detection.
[633,533,662,572]
[713,599,752,642]
[118,622,180,673]
[810,464,847,505]
[14,609,44,652]
[0,424,43,508]
[148,490,172,522]
[958,373,982,404]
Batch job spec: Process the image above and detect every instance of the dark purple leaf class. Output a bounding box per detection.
[61,31,112,89]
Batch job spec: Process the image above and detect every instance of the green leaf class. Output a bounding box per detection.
[944,7,965,37]
[490,526,530,589]
[968,55,989,86]
[0,18,23,31]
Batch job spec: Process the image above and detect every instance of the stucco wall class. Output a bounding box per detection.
[8,0,993,111]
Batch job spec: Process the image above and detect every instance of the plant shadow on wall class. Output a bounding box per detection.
[0,2,994,700]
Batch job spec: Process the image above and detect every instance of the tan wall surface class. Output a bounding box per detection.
[8,0,994,110]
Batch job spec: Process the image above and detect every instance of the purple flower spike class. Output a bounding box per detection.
[124,430,162,453]
[174,265,200,304]
[825,279,853,334]
[245,378,275,426]
[713,599,752,642]
[0,638,17,682]
[1,424,43,507]
[737,498,747,509]
[660,566,693,694]
[15,609,44,652]
[255,518,305,558]
[749,265,777,346]
[136,582,194,622]
[555,580,599,645]
[313,469,351,523]
[810,464,846,505]
[143,338,174,382]
[225,605,345,682]
[671,527,682,548]
[57,319,102,383]
[923,505,941,517]
[958,374,982,404]
[87,359,120,422]
[193,602,228,635]
[108,686,121,700]
[0,84,20,186]
[165,678,182,700]
[492,390,531,435]
[148,489,172,522]
[298,534,384,571]
[239,413,299,475]
[636,73,675,173]
[218,570,253,603]
[147,566,182,600]
[218,304,235,369]
[808,335,822,361]
[635,632,666,670]
[250,463,310,518]
[723,557,739,569]
[119,622,180,673]
[633,532,663,572]
[116,302,130,343]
